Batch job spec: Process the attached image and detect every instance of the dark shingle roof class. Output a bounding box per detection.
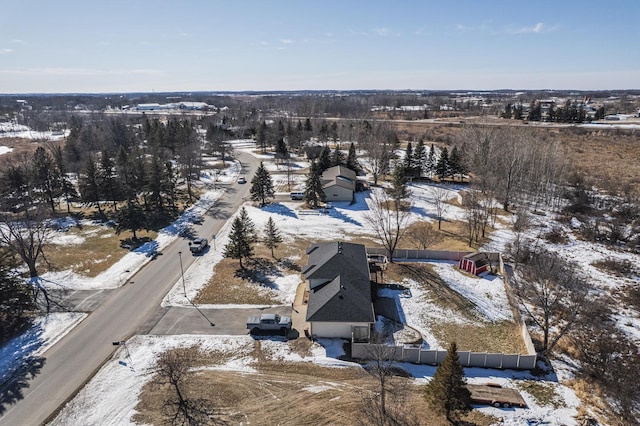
[304,242,369,285]
[303,242,374,323]
[306,275,375,322]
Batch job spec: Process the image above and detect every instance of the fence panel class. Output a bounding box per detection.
[502,354,520,369]
[485,353,503,369]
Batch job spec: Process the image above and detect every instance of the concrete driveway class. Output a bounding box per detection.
[149,305,293,335]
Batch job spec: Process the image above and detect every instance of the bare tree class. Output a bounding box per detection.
[430,186,451,231]
[364,190,411,263]
[359,334,420,426]
[153,346,218,425]
[407,222,443,250]
[0,209,51,279]
[512,249,591,354]
[360,120,394,185]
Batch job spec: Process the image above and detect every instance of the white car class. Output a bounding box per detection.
[237,177,247,184]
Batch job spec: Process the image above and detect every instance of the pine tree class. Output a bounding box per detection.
[223,207,256,268]
[250,162,275,206]
[346,142,362,175]
[79,156,103,216]
[274,138,289,166]
[427,144,436,178]
[330,144,346,167]
[413,138,426,178]
[318,146,332,172]
[403,142,413,174]
[53,145,78,213]
[304,161,326,209]
[387,164,410,201]
[263,217,282,257]
[449,146,465,181]
[0,246,36,340]
[256,121,268,153]
[31,146,62,214]
[115,200,147,240]
[98,150,119,211]
[435,147,450,181]
[424,341,472,423]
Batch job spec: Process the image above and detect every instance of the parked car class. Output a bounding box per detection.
[247,313,292,335]
[237,177,246,184]
[189,237,208,254]
[289,191,304,200]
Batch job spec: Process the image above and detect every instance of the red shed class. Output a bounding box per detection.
[459,252,491,275]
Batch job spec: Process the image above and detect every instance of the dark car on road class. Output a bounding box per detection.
[189,237,209,254]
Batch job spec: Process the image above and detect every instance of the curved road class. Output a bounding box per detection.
[0,151,260,425]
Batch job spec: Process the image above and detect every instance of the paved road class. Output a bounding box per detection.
[0,151,260,426]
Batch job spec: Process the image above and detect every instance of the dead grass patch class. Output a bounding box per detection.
[517,380,566,409]
[385,263,525,353]
[134,344,497,426]
[44,224,157,277]
[429,321,526,354]
[194,238,312,305]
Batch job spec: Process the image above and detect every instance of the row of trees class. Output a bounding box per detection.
[502,100,606,123]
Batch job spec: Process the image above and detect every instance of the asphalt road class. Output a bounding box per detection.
[0,151,260,426]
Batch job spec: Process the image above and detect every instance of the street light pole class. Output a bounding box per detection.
[178,251,186,298]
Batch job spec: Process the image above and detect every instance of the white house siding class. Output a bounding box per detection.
[309,322,370,339]
[323,185,353,202]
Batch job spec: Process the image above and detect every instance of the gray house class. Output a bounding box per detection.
[303,242,375,338]
[321,165,356,202]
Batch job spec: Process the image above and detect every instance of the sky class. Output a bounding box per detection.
[1,0,639,93]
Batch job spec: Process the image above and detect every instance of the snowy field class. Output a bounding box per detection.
[5,139,620,425]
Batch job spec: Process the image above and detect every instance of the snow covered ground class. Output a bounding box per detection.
[3,139,602,425]
[0,122,69,140]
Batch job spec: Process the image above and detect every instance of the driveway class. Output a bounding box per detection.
[149,305,292,335]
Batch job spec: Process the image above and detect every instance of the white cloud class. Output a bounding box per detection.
[0,49,13,54]
[507,22,556,34]
[375,27,390,36]
[456,23,489,33]
[279,39,294,44]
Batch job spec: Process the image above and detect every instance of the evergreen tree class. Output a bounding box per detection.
[98,150,119,211]
[330,144,346,167]
[304,161,326,209]
[427,144,436,178]
[31,146,62,214]
[435,147,450,181]
[403,142,413,174]
[387,164,410,201]
[79,156,104,216]
[223,207,255,268]
[115,200,147,240]
[274,138,289,166]
[249,161,275,206]
[413,138,426,178]
[256,120,268,153]
[304,118,313,133]
[317,145,332,172]
[263,216,282,258]
[0,246,36,341]
[346,142,362,175]
[424,341,472,423]
[449,146,465,181]
[53,145,79,213]
[238,206,257,240]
